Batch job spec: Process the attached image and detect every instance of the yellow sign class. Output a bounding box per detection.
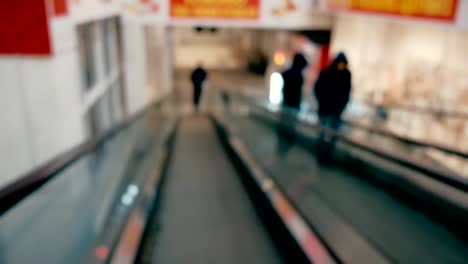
[328,0,459,21]
[170,0,260,19]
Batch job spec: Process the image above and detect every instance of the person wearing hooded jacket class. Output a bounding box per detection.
[191,65,207,111]
[281,53,309,110]
[314,52,352,130]
[314,52,351,162]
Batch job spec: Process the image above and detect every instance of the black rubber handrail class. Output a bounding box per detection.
[0,97,168,216]
[227,91,468,192]
[335,131,468,192]
[241,94,468,159]
[364,101,468,120]
[341,120,468,159]
[226,91,468,193]
[255,103,468,193]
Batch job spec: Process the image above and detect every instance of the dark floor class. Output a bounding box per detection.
[144,116,282,264]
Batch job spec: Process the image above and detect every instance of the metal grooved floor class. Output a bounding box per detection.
[146,116,282,264]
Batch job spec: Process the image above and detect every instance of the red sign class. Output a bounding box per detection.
[0,1,52,55]
[53,0,68,16]
[327,0,459,21]
[170,0,260,20]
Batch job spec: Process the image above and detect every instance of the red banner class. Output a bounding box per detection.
[170,0,260,20]
[0,1,51,55]
[327,0,459,21]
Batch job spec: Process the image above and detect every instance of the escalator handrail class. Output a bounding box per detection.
[341,119,468,159]
[235,94,468,193]
[286,110,468,193]
[364,100,468,120]
[246,94,468,159]
[0,97,168,216]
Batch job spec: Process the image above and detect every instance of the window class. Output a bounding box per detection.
[77,23,97,90]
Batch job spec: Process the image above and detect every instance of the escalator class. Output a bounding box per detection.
[221,97,468,263]
[135,116,282,264]
[0,103,175,264]
[0,101,315,264]
[2,90,468,264]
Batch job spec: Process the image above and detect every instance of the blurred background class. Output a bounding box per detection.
[1,1,468,264]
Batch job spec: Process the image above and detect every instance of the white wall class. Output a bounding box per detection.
[69,0,120,24]
[0,16,88,187]
[173,27,251,70]
[172,28,297,72]
[331,15,468,111]
[21,53,86,166]
[0,1,174,188]
[456,0,468,29]
[0,9,127,187]
[0,59,34,185]
[145,26,172,101]
[122,19,173,117]
[331,14,468,149]
[122,18,148,116]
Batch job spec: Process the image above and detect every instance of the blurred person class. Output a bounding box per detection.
[314,52,351,161]
[191,64,208,111]
[248,50,268,75]
[282,53,308,111]
[275,114,296,157]
[314,52,351,131]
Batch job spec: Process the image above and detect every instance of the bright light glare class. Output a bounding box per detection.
[269,72,284,105]
[273,51,286,65]
[127,184,139,196]
[121,193,134,206]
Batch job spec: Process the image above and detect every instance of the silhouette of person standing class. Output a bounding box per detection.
[314,52,352,162]
[314,52,351,130]
[282,53,308,111]
[191,65,207,111]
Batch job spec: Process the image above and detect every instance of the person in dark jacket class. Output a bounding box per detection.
[314,52,351,162]
[314,52,351,130]
[191,65,207,110]
[282,53,308,110]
